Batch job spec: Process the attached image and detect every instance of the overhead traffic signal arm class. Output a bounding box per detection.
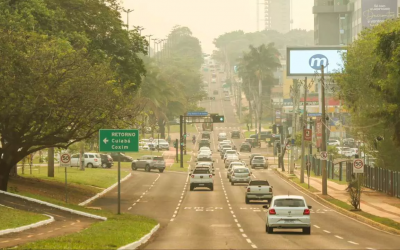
[211,114,225,123]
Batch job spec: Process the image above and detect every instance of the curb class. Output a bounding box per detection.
[0,213,54,236]
[274,169,400,235]
[118,224,160,250]
[79,173,132,206]
[0,191,107,221]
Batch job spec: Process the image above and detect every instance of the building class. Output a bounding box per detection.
[313,0,399,45]
[264,0,291,33]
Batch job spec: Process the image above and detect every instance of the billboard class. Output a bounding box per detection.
[287,47,347,77]
[362,0,398,29]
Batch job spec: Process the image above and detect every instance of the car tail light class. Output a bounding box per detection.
[191,175,194,178]
[94,159,98,162]
[303,209,310,215]
[247,187,250,192]
[209,175,212,178]
[269,209,276,215]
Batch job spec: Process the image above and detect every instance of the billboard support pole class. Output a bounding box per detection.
[300,77,308,183]
[321,65,328,195]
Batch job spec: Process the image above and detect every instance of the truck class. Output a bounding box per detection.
[189,168,214,191]
[245,180,273,204]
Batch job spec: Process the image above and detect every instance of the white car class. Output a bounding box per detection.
[199,146,212,152]
[223,150,239,161]
[70,153,101,168]
[327,139,340,146]
[189,168,214,191]
[337,147,352,157]
[157,142,170,150]
[230,167,251,185]
[218,142,229,152]
[218,133,227,141]
[227,164,246,179]
[225,155,240,168]
[350,148,359,157]
[264,195,312,234]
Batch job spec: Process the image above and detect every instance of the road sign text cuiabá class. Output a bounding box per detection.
[99,129,139,152]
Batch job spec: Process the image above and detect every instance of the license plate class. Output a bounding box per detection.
[199,184,204,186]
[285,220,295,223]
[256,194,263,196]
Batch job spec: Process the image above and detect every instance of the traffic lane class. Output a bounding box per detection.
[126,171,188,225]
[254,168,400,249]
[220,169,365,249]
[144,161,250,249]
[91,170,163,214]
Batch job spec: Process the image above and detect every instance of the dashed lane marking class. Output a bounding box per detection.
[239,228,244,232]
[251,244,258,249]
[242,234,247,238]
[0,241,9,243]
[246,239,252,243]
[335,235,343,239]
[348,241,359,245]
[38,233,44,235]
[313,225,320,228]
[323,230,331,234]
[237,224,241,227]
[128,207,132,210]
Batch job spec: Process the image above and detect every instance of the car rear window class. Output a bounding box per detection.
[234,168,249,173]
[193,170,210,174]
[254,156,264,160]
[250,180,269,186]
[274,199,305,207]
[154,157,164,161]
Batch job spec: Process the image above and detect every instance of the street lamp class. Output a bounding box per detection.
[122,9,134,31]
[145,34,153,57]
[152,38,158,59]
[134,26,144,35]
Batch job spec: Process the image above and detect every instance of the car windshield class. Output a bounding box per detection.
[274,199,306,207]
[154,157,164,161]
[193,170,210,174]
[250,180,269,186]
[234,168,249,173]
[254,156,264,160]
[226,150,236,154]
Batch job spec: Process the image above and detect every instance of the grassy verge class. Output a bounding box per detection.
[11,192,157,250]
[0,206,49,231]
[168,155,192,172]
[287,175,319,192]
[17,166,129,189]
[325,197,400,231]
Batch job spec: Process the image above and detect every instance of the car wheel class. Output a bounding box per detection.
[131,164,137,170]
[145,165,150,172]
[159,169,164,173]
[231,182,234,186]
[210,185,214,191]
[190,184,194,191]
[303,227,311,235]
[245,197,250,204]
[267,225,273,234]
[102,163,107,168]
[87,163,93,168]
[267,199,272,204]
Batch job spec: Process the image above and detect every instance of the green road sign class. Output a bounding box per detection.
[99,129,139,152]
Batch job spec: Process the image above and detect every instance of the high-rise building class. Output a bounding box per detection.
[264,0,291,33]
[313,0,399,45]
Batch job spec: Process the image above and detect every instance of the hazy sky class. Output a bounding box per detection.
[121,0,314,53]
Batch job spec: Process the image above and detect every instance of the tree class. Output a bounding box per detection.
[0,30,127,190]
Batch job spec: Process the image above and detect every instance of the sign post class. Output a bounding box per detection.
[353,159,364,210]
[320,151,328,161]
[99,129,139,214]
[60,152,71,203]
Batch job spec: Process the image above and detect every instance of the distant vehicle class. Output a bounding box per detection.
[213,90,219,95]
[343,138,355,147]
[157,142,170,151]
[350,148,359,157]
[337,147,352,157]
[71,153,101,168]
[251,156,268,169]
[224,155,240,168]
[245,180,273,204]
[202,122,213,131]
[100,154,113,168]
[218,132,227,141]
[189,168,214,191]
[327,139,340,146]
[231,130,241,139]
[131,155,165,173]
[223,150,239,161]
[201,132,211,139]
[227,165,246,180]
[224,95,230,101]
[212,73,217,78]
[264,195,312,234]
[211,79,217,83]
[230,167,251,185]
[240,143,252,152]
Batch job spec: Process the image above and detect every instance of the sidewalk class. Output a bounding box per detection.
[278,166,400,223]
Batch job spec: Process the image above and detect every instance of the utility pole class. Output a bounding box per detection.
[146,35,152,57]
[290,80,299,175]
[152,38,158,60]
[123,9,134,31]
[258,77,262,142]
[300,77,308,183]
[321,65,328,195]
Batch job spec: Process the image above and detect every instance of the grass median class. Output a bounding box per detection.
[12,192,157,250]
[168,155,192,172]
[0,206,49,231]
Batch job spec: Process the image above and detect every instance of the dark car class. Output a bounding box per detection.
[240,143,252,152]
[202,132,211,139]
[110,153,133,162]
[199,139,211,149]
[100,154,114,168]
[231,130,241,139]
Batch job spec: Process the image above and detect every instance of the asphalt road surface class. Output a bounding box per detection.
[93,72,400,249]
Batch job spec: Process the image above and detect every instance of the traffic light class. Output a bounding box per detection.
[173,141,177,148]
[211,114,225,123]
[278,125,283,134]
[272,124,277,134]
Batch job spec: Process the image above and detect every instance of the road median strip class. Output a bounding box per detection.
[274,168,400,235]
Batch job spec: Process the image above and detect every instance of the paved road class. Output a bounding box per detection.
[0,194,97,248]
[93,73,400,249]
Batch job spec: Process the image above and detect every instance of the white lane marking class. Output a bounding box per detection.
[170,218,174,222]
[132,203,136,206]
[251,244,257,249]
[179,199,182,202]
[142,192,146,195]
[128,207,132,210]
[335,235,343,239]
[252,174,257,178]
[174,210,178,214]
[234,219,238,222]
[366,248,376,250]
[230,211,234,214]
[140,196,143,199]
[246,239,252,243]
[323,230,331,234]
[237,224,241,227]
[239,228,244,232]
[172,214,176,218]
[233,215,236,218]
[348,241,359,245]
[136,199,140,202]
[242,234,247,238]
[313,225,320,228]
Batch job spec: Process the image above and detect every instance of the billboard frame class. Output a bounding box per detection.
[286,46,347,78]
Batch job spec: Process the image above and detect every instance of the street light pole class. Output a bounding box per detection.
[300,77,308,183]
[152,38,158,59]
[321,65,328,195]
[123,9,134,31]
[145,35,152,57]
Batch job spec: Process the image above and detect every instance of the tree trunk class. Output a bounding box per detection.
[80,142,85,171]
[0,160,15,191]
[159,118,166,139]
[249,100,253,129]
[48,148,54,177]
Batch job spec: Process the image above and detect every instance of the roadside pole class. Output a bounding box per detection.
[157,133,160,153]
[321,65,328,195]
[300,77,308,183]
[184,118,187,155]
[65,167,68,203]
[118,152,121,214]
[180,115,183,168]
[175,139,178,163]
